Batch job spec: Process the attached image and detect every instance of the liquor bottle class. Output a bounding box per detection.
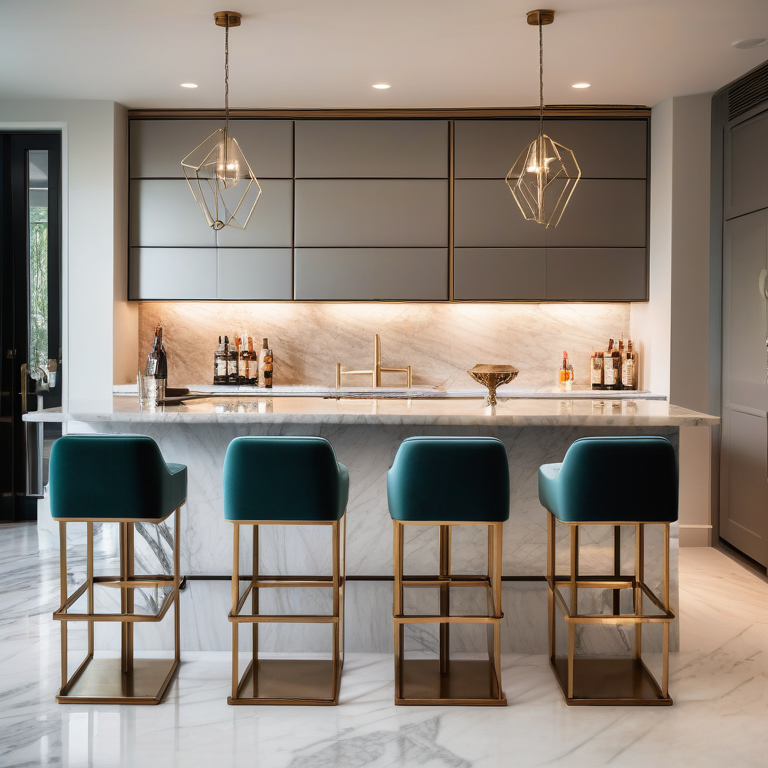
[590,347,604,390]
[237,331,250,386]
[247,336,258,385]
[213,336,228,385]
[617,338,625,389]
[145,326,168,383]
[623,339,638,390]
[603,338,617,390]
[613,338,623,389]
[258,338,273,389]
[558,351,573,392]
[225,335,239,385]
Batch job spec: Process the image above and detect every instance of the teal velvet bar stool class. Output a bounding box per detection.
[223,436,349,705]
[49,434,187,705]
[387,436,510,706]
[539,436,677,706]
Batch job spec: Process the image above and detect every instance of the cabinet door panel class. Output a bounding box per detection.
[455,119,647,179]
[454,248,545,300]
[295,120,448,178]
[129,248,217,300]
[546,249,647,301]
[295,248,448,300]
[130,119,293,179]
[544,180,646,248]
[454,180,545,247]
[726,109,768,219]
[215,180,293,248]
[217,249,293,300]
[295,180,448,247]
[130,180,216,247]
[722,407,768,563]
[723,210,768,411]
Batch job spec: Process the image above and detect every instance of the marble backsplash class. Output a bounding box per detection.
[137,302,632,391]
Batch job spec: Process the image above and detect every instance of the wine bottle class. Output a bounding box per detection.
[214,336,227,386]
[146,326,167,382]
[258,338,273,389]
[247,336,257,385]
[224,335,239,385]
[590,347,604,390]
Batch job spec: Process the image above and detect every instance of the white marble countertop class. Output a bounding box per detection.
[23,396,719,427]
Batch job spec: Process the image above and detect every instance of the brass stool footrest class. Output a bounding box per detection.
[396,659,507,707]
[229,658,339,706]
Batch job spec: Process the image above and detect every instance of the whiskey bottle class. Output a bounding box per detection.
[237,332,249,385]
[247,336,258,385]
[225,335,239,385]
[214,336,228,385]
[145,326,168,383]
[603,338,617,390]
[617,338,625,389]
[623,339,638,390]
[590,347,604,390]
[258,338,273,389]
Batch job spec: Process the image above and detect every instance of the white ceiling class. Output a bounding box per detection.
[0,0,766,110]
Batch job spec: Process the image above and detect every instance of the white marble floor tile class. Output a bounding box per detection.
[2,525,768,767]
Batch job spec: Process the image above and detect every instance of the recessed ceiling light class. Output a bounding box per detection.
[732,38,766,49]
[372,83,391,89]
[180,83,199,88]
[572,83,591,89]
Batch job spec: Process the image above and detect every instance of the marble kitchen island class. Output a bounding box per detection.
[25,396,717,658]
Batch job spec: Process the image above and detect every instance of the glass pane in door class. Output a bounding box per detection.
[28,149,49,372]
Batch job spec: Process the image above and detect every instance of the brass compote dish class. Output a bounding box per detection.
[467,365,519,406]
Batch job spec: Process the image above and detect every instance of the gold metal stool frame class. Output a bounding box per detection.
[227,515,346,705]
[393,521,506,706]
[53,505,183,705]
[546,512,674,706]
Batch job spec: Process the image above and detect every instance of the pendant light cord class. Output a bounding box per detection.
[224,16,230,137]
[539,19,544,136]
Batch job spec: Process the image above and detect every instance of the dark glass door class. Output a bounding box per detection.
[0,133,62,522]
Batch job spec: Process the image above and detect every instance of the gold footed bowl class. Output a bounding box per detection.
[467,365,519,406]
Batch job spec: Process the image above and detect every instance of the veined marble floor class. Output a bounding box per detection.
[2,522,767,768]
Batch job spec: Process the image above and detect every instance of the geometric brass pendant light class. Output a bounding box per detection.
[506,9,580,228]
[181,11,261,230]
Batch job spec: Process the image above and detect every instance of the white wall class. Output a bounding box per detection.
[631,93,714,546]
[0,99,134,401]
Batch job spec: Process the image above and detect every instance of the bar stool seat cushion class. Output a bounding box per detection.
[223,436,349,521]
[50,435,187,520]
[538,436,678,524]
[387,436,510,523]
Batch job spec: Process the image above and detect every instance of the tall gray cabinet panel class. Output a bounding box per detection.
[130,119,293,179]
[295,180,448,248]
[295,121,448,178]
[295,249,448,300]
[726,109,768,220]
[721,209,768,563]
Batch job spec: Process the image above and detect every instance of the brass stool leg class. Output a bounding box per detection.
[547,512,556,665]
[231,523,240,701]
[613,525,621,615]
[393,520,404,702]
[634,524,644,660]
[490,523,503,700]
[59,521,68,690]
[662,522,670,697]
[567,524,579,700]
[438,525,451,676]
[174,507,181,664]
[126,523,135,680]
[252,524,259,694]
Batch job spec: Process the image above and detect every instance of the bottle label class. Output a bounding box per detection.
[623,360,634,388]
[216,359,227,377]
[604,360,616,386]
[590,360,602,385]
[146,359,158,376]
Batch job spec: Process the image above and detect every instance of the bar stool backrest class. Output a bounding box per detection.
[558,436,678,523]
[49,434,178,520]
[223,436,348,521]
[387,436,510,523]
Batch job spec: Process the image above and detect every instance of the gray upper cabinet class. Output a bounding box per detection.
[295,248,448,300]
[130,180,216,248]
[129,248,217,300]
[295,180,448,247]
[215,179,293,248]
[726,109,768,220]
[454,249,546,300]
[217,249,293,300]
[455,119,647,179]
[546,249,647,301]
[130,119,293,179]
[295,121,448,178]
